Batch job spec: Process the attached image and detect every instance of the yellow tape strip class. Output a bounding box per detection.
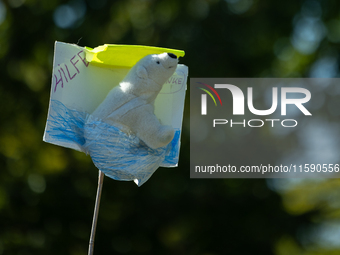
[85,44,185,68]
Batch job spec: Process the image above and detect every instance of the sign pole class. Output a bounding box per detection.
[88,170,105,255]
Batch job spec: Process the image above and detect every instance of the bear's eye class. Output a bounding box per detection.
[156,61,160,64]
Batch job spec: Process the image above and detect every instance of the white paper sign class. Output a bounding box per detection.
[43,41,188,185]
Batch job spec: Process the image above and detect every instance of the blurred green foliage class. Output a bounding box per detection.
[1,0,340,254]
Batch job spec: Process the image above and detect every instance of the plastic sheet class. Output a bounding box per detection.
[46,99,181,186]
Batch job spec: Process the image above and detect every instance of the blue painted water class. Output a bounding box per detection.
[46,100,180,186]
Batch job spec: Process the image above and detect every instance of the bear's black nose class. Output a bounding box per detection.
[167,53,177,59]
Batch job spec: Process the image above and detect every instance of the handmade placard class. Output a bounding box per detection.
[43,41,188,185]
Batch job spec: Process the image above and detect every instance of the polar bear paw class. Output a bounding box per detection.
[142,125,174,149]
[158,125,175,146]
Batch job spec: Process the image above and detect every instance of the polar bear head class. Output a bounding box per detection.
[120,53,178,100]
[138,53,178,85]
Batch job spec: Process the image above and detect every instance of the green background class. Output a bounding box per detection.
[1,0,340,254]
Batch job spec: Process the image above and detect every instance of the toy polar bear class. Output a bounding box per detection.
[91,52,179,149]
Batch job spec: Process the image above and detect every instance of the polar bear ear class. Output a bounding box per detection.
[137,66,148,79]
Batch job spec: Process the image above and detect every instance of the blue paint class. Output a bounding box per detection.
[46,100,180,186]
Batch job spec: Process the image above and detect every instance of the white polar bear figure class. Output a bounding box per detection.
[90,52,179,149]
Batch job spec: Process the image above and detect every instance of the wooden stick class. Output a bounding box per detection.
[88,170,105,255]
